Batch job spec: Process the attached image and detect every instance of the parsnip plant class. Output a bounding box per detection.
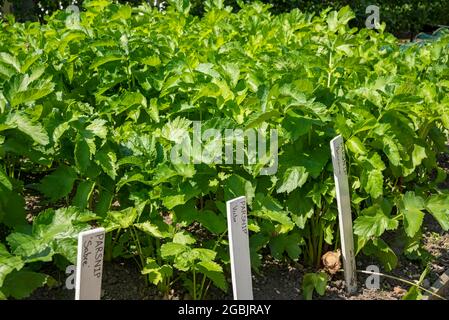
[0,0,448,299]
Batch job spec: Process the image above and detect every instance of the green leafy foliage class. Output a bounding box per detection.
[1,270,53,299]
[302,272,328,300]
[35,166,77,202]
[0,243,24,287]
[0,243,55,299]
[7,207,97,263]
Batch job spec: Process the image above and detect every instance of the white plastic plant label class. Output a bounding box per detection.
[330,135,357,294]
[75,228,105,300]
[226,196,254,300]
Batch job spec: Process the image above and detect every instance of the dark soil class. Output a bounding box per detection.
[29,261,160,300]
[321,219,449,300]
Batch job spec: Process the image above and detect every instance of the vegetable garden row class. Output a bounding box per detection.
[0,0,449,300]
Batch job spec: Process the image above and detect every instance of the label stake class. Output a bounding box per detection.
[330,135,357,294]
[226,196,253,300]
[75,228,105,300]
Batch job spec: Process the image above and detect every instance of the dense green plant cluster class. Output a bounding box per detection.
[0,0,448,299]
[194,0,449,36]
[2,0,449,36]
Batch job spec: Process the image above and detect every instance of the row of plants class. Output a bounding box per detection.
[0,0,448,299]
[2,0,449,36]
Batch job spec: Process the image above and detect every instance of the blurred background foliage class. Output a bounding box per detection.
[0,1,449,40]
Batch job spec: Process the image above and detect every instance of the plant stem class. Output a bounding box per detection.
[355,269,446,300]
[327,49,333,88]
[307,224,314,266]
[170,275,181,286]
[130,227,145,270]
[203,280,212,299]
[213,231,227,251]
[316,227,323,269]
[193,268,197,300]
[110,228,122,251]
[199,273,207,300]
[106,228,122,262]
[156,238,162,265]
[334,228,340,251]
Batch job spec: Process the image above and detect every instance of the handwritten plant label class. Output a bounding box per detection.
[330,136,357,294]
[75,228,105,300]
[226,196,253,300]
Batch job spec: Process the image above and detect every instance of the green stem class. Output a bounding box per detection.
[307,224,314,266]
[199,273,207,300]
[170,275,181,286]
[131,255,142,270]
[316,226,324,269]
[106,228,121,262]
[213,231,227,251]
[197,231,227,300]
[193,268,197,300]
[327,49,333,88]
[418,118,439,140]
[311,211,321,267]
[203,280,212,300]
[130,227,145,270]
[110,228,121,254]
[156,238,162,265]
[334,228,340,251]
